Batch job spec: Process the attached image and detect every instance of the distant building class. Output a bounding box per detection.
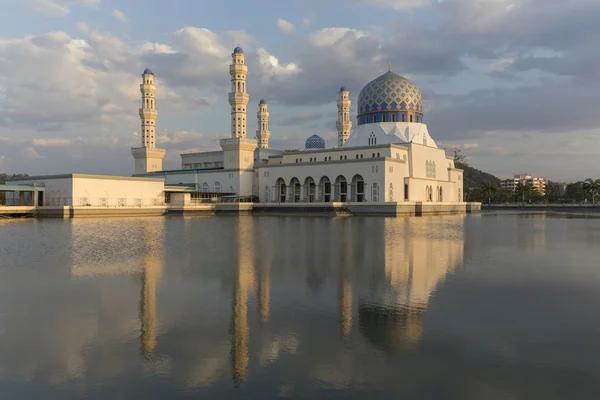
[500,174,546,195]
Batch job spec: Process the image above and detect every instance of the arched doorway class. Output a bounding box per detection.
[351,174,365,202]
[304,177,316,202]
[334,175,348,202]
[289,177,301,203]
[319,176,332,202]
[276,178,286,202]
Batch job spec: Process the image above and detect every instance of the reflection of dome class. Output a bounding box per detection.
[358,301,425,355]
[143,68,153,75]
[233,46,244,54]
[305,134,326,149]
[357,71,423,126]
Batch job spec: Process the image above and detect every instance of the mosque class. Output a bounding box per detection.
[4,46,477,216]
[133,46,464,206]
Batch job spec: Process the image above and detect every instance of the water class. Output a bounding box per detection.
[1,212,600,399]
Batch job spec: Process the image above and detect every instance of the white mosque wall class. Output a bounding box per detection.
[181,151,224,169]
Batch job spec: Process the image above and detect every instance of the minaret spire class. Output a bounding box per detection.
[336,87,352,147]
[388,61,391,72]
[229,46,249,138]
[256,100,270,149]
[131,68,165,174]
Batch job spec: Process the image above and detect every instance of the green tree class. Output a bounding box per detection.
[453,149,468,166]
[480,181,497,205]
[515,182,532,204]
[545,181,563,203]
[564,182,584,202]
[582,178,600,204]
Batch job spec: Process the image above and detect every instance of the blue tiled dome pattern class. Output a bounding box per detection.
[357,71,423,117]
[305,134,326,149]
[143,68,153,75]
[233,46,244,54]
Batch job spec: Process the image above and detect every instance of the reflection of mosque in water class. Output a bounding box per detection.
[68,215,464,384]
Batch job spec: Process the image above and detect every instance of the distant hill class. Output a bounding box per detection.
[455,162,500,189]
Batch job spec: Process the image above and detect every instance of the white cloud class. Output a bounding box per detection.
[309,27,365,47]
[32,138,74,147]
[276,18,295,34]
[112,9,128,22]
[463,143,479,150]
[488,57,515,72]
[349,0,433,10]
[26,0,100,17]
[26,0,69,17]
[255,48,300,81]
[22,147,42,158]
[76,22,90,33]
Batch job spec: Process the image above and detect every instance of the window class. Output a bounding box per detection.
[344,155,347,160]
[392,114,396,122]
[372,183,379,202]
[389,166,393,173]
[389,183,394,202]
[402,114,405,122]
[377,153,380,157]
[340,155,343,160]
[404,184,409,200]
[360,154,363,159]
[356,155,359,159]
[382,114,386,122]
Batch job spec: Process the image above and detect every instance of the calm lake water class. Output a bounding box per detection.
[1,212,600,399]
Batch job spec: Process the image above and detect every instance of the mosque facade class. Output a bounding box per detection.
[133,47,464,205]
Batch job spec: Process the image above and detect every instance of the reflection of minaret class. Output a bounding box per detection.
[139,222,164,360]
[258,258,270,326]
[359,217,465,353]
[338,221,353,338]
[230,217,255,384]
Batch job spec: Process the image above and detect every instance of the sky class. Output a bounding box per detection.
[0,0,598,182]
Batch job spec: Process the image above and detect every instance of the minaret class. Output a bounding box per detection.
[131,68,165,175]
[221,47,257,197]
[229,46,249,138]
[256,99,270,149]
[336,87,352,147]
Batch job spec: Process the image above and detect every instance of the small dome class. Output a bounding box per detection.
[305,134,326,150]
[340,86,347,92]
[143,68,154,75]
[259,99,267,105]
[233,46,244,54]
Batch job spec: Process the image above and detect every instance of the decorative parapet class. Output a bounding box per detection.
[131,147,166,156]
[219,137,257,151]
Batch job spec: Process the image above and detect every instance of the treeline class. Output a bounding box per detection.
[465,179,600,204]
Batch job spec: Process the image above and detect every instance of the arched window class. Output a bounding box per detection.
[344,155,347,160]
[356,154,359,159]
[372,183,379,202]
[360,154,363,159]
[377,153,380,157]
[340,155,343,160]
[372,153,375,158]
[214,182,222,193]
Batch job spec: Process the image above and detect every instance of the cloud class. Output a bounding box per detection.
[22,147,42,158]
[348,0,433,10]
[112,9,128,22]
[25,0,100,17]
[32,138,74,147]
[463,143,479,150]
[276,18,295,34]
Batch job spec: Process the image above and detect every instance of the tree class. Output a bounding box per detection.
[480,181,497,205]
[582,178,600,204]
[545,181,563,203]
[453,149,468,166]
[515,182,532,204]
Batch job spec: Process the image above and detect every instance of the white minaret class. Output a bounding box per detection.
[131,68,165,175]
[229,46,249,138]
[336,87,352,147]
[256,99,270,149]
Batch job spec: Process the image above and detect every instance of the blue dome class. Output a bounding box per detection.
[143,68,153,75]
[233,46,244,54]
[259,99,267,105]
[340,86,347,92]
[357,71,423,125]
[305,134,326,150]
